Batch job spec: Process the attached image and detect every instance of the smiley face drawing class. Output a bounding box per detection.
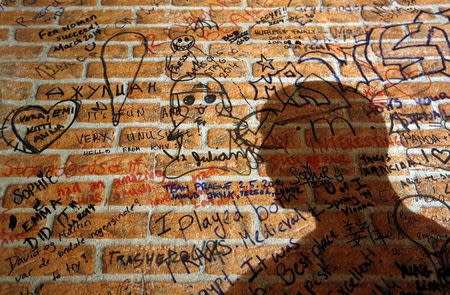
[165,34,207,82]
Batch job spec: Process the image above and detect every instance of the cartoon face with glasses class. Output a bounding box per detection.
[163,74,257,179]
[169,74,233,131]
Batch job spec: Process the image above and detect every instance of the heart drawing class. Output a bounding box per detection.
[10,99,81,153]
[431,148,450,165]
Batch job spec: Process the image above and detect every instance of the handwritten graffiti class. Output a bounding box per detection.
[1,99,81,154]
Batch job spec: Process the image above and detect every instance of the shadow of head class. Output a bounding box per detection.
[225,80,450,294]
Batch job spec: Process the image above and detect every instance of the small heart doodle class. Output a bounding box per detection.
[1,99,81,154]
[431,148,450,164]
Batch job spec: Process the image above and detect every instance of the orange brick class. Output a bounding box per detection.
[127,81,170,99]
[0,81,32,100]
[120,127,200,149]
[384,81,450,100]
[16,28,98,43]
[40,282,143,295]
[0,0,17,7]
[248,0,318,7]
[103,244,204,274]
[415,178,450,202]
[371,206,448,242]
[0,212,47,242]
[0,155,61,177]
[165,60,248,79]
[398,0,446,4]
[40,281,252,295]
[252,60,337,77]
[361,7,429,23]
[133,43,206,59]
[36,82,122,101]
[399,129,450,148]
[203,245,307,276]
[0,29,9,40]
[288,10,362,24]
[255,210,316,239]
[76,103,160,124]
[210,9,263,24]
[210,43,290,58]
[0,283,30,295]
[96,28,170,42]
[59,10,133,25]
[101,0,169,4]
[169,25,243,41]
[219,82,256,100]
[24,0,96,6]
[3,181,105,208]
[110,179,172,206]
[0,245,95,277]
[330,25,371,41]
[53,211,148,239]
[149,211,253,240]
[0,11,59,26]
[208,127,302,150]
[250,26,326,41]
[136,9,205,24]
[340,61,420,78]
[63,153,153,176]
[305,127,400,151]
[359,153,417,177]
[172,0,242,6]
[48,44,128,60]
[48,128,115,149]
[0,46,43,60]
[87,62,163,78]
[259,154,355,177]
[440,104,450,118]
[160,104,250,124]
[327,245,428,277]
[0,62,82,79]
[323,0,391,5]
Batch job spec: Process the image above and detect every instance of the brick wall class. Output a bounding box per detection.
[0,0,449,294]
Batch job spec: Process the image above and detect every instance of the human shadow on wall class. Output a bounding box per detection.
[224,79,450,295]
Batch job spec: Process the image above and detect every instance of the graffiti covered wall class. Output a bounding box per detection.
[0,0,449,294]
